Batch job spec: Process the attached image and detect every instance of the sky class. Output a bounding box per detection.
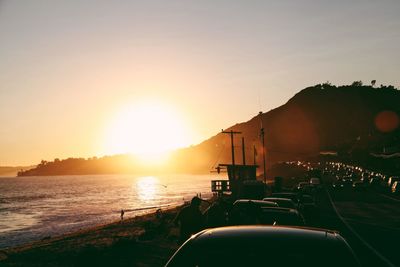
[1,0,399,166]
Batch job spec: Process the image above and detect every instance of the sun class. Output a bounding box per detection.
[103,101,190,160]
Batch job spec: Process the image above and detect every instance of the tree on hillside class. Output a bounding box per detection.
[321,81,336,89]
[351,81,363,87]
[38,160,48,167]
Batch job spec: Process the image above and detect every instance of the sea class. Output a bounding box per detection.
[0,174,216,249]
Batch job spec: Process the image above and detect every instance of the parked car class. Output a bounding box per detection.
[341,177,353,187]
[352,181,366,191]
[298,194,319,223]
[332,180,345,189]
[369,177,382,188]
[165,226,361,267]
[259,207,305,226]
[229,199,278,225]
[297,181,309,191]
[391,181,400,194]
[300,184,316,196]
[298,194,315,205]
[271,192,299,204]
[231,199,278,209]
[360,172,370,183]
[387,176,400,188]
[309,177,321,187]
[263,197,297,209]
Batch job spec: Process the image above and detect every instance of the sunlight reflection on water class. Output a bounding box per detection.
[0,174,218,248]
[136,176,158,201]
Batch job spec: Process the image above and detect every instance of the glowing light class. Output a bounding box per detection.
[136,176,158,201]
[374,110,399,133]
[103,100,191,161]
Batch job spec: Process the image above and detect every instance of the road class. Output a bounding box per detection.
[316,181,400,267]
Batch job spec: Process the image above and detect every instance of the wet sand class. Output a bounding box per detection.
[0,206,182,267]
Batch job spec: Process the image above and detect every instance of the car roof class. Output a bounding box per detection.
[234,199,277,205]
[166,226,360,267]
[263,197,294,202]
[271,192,297,196]
[192,225,340,243]
[261,207,298,213]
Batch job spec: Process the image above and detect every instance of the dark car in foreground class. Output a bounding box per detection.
[165,226,360,267]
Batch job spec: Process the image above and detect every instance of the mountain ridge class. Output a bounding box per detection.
[17,82,400,176]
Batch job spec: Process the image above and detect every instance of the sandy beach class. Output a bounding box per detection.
[0,206,183,267]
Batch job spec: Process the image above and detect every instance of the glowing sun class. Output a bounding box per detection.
[103,101,190,159]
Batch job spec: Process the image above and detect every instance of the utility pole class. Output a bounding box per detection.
[259,111,266,183]
[253,144,257,165]
[222,129,242,178]
[242,137,246,165]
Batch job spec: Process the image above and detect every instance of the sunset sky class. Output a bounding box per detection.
[1,1,399,165]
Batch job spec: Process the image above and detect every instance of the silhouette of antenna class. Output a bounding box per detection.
[259,111,267,183]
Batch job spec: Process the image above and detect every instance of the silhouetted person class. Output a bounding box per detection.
[174,197,204,243]
[120,209,124,221]
[156,208,163,219]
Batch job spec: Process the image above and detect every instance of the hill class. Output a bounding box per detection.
[18,82,400,176]
[170,82,400,174]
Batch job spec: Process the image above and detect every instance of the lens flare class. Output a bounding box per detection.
[374,110,399,133]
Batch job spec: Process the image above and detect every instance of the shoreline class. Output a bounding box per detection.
[0,202,184,250]
[0,204,185,266]
[0,173,213,261]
